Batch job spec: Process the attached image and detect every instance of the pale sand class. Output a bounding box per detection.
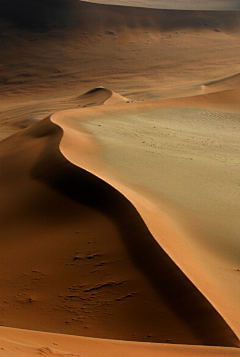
[0,0,240,356]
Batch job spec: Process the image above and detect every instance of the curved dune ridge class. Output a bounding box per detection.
[51,88,240,341]
[0,87,239,350]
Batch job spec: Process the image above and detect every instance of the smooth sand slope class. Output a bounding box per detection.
[0,90,237,346]
[52,88,240,337]
[0,87,240,356]
[0,0,240,356]
[1,85,238,352]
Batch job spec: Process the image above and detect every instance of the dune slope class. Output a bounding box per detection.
[0,88,239,347]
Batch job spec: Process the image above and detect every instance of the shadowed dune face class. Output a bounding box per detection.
[73,87,113,106]
[0,116,239,347]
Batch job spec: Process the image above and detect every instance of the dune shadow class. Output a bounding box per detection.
[27,117,240,347]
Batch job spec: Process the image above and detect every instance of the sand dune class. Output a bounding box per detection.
[0,102,238,346]
[51,88,240,339]
[72,87,129,106]
[0,86,240,352]
[1,0,240,356]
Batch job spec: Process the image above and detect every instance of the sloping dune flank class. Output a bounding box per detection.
[0,113,239,347]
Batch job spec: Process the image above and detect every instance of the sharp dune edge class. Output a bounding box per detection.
[1,0,240,356]
[0,87,240,355]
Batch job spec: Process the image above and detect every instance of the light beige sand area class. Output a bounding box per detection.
[0,0,240,356]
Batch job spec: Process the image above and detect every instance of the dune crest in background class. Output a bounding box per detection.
[72,87,129,106]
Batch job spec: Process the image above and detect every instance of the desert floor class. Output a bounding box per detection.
[0,0,240,356]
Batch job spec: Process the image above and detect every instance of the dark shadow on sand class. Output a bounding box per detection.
[28,117,240,347]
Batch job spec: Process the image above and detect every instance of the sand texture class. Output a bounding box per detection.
[0,0,240,356]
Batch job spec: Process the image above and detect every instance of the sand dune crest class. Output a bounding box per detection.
[72,87,129,106]
[0,107,238,346]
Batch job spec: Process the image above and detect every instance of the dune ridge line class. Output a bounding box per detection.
[48,88,239,345]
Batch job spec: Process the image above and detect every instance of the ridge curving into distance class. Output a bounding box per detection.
[50,89,239,346]
[0,88,239,346]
